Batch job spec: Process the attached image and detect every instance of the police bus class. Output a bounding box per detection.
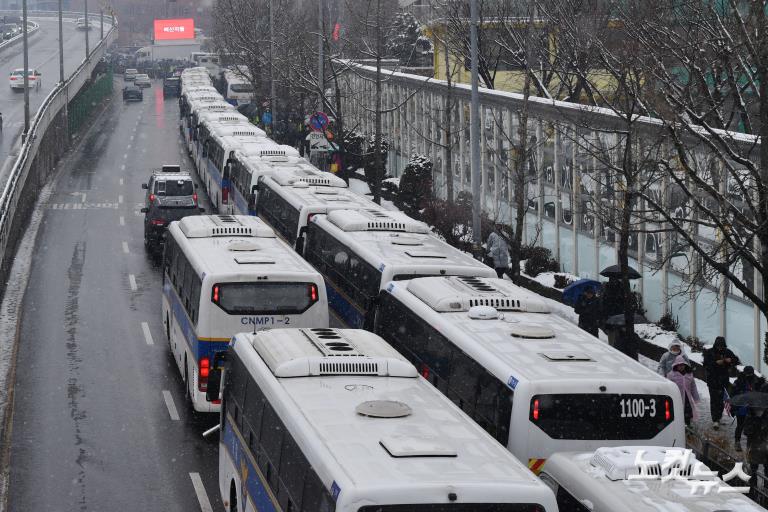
[182,101,235,153]
[302,209,496,328]
[162,215,328,413]
[193,113,263,172]
[255,174,372,249]
[201,134,300,214]
[374,276,685,473]
[222,69,254,106]
[210,328,558,512]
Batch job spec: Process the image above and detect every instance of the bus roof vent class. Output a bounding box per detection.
[508,325,555,339]
[232,130,258,137]
[590,447,701,481]
[406,276,551,313]
[260,149,287,157]
[249,328,418,378]
[270,169,347,188]
[379,435,458,457]
[178,215,276,238]
[357,401,412,418]
[216,115,243,123]
[327,209,430,233]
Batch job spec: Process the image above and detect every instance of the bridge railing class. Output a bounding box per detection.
[0,13,117,291]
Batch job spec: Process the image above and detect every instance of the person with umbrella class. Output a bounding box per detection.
[734,366,765,452]
[574,287,601,337]
[657,340,690,377]
[666,355,700,426]
[703,336,740,430]
[486,223,510,279]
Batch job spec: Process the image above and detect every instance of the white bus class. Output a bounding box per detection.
[302,209,497,328]
[162,215,329,412]
[210,328,559,512]
[222,69,254,106]
[183,101,236,153]
[256,174,376,250]
[190,52,221,74]
[540,446,763,511]
[193,113,262,171]
[230,152,344,217]
[374,276,686,473]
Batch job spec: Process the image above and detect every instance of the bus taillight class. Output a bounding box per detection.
[532,399,540,421]
[309,283,318,303]
[222,186,229,205]
[199,356,210,392]
[665,398,671,421]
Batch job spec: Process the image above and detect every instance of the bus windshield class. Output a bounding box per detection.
[230,83,253,93]
[212,282,318,315]
[529,394,674,440]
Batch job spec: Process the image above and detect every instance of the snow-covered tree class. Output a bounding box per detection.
[386,11,432,65]
[396,154,434,215]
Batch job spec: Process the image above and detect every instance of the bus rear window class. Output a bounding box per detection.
[211,282,319,315]
[358,506,545,512]
[529,394,674,440]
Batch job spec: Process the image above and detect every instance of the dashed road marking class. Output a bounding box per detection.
[119,216,125,226]
[162,390,180,421]
[123,153,128,159]
[118,194,124,204]
[190,473,213,512]
[48,202,118,210]
[141,321,154,346]
[122,241,129,254]
[129,274,137,291]
[120,164,125,171]
[130,134,135,141]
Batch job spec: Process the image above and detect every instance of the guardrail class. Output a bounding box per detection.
[0,14,117,289]
[0,20,40,53]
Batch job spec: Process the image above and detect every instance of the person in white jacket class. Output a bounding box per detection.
[486,224,509,278]
[657,340,690,377]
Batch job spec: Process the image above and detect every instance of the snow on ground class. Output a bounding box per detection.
[348,177,399,212]
[636,323,704,365]
[530,271,580,289]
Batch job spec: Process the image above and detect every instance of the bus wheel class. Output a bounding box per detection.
[229,481,238,512]
[184,358,191,403]
[165,313,170,342]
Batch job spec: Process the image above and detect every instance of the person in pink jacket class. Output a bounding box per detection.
[667,355,700,426]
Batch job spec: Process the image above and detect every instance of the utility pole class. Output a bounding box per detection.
[100,8,104,41]
[317,0,324,110]
[469,0,482,258]
[22,0,29,139]
[269,0,276,133]
[84,0,89,58]
[58,0,64,82]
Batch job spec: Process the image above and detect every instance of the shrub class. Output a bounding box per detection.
[523,246,560,277]
[421,191,494,253]
[553,274,574,289]
[395,154,433,216]
[684,335,705,354]
[656,312,679,332]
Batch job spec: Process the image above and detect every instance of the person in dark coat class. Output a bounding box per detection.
[600,277,624,319]
[574,287,601,337]
[733,366,764,452]
[744,405,768,492]
[703,336,740,430]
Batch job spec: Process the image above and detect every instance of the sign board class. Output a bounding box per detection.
[306,132,332,151]
[154,18,195,41]
[309,112,330,132]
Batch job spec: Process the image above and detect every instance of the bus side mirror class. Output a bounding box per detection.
[141,183,148,189]
[206,368,222,402]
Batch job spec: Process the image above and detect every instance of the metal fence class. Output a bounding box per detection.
[340,63,767,369]
[0,12,117,298]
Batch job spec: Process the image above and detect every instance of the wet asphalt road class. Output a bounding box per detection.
[7,81,223,511]
[0,18,106,170]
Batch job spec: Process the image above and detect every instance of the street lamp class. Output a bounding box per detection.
[469,0,481,258]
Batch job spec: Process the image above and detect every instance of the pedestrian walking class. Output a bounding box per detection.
[744,406,768,492]
[486,224,510,279]
[734,366,764,452]
[666,356,700,426]
[600,277,624,319]
[703,336,740,430]
[574,287,601,337]
[657,340,690,377]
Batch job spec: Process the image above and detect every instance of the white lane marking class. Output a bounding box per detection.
[128,274,137,291]
[80,193,86,203]
[141,322,154,346]
[130,134,135,141]
[118,194,124,204]
[189,473,213,512]
[119,216,125,226]
[119,178,124,185]
[120,164,125,171]
[123,153,128,159]
[162,390,180,421]
[122,241,129,254]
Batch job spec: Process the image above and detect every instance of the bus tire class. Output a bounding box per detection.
[184,357,191,403]
[165,313,170,343]
[229,481,238,512]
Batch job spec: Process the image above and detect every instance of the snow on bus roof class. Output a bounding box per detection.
[386,276,674,385]
[233,329,555,503]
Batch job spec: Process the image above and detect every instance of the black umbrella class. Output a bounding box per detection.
[731,392,768,410]
[600,264,642,280]
[604,313,648,326]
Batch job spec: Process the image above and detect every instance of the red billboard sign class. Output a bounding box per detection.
[154,18,195,41]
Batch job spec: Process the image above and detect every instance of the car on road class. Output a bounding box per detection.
[122,85,143,102]
[9,68,41,90]
[141,167,202,253]
[124,68,138,81]
[134,74,151,88]
[162,77,180,97]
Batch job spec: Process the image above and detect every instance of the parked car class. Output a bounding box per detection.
[134,74,151,88]
[124,68,138,81]
[140,168,202,253]
[162,77,180,97]
[9,68,41,90]
[122,85,143,102]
